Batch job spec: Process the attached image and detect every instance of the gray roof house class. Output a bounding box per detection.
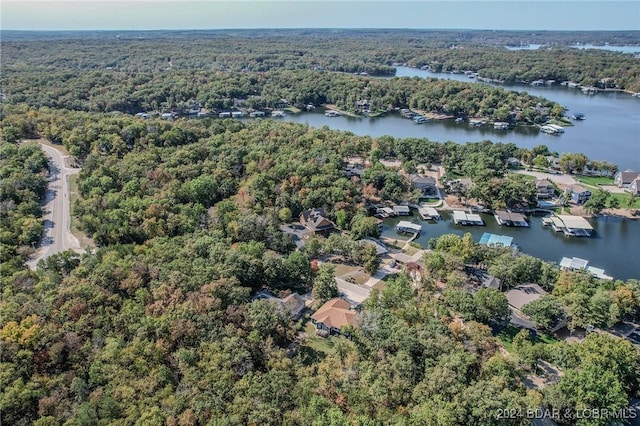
[630,177,640,196]
[615,170,640,188]
[409,174,437,194]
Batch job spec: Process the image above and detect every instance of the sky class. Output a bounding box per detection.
[1,1,639,31]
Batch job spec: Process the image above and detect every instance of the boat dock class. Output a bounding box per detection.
[479,232,514,247]
[559,257,613,280]
[543,215,593,237]
[395,221,422,234]
[494,210,529,227]
[452,210,485,226]
[418,207,440,221]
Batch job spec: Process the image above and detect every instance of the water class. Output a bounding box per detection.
[505,44,640,54]
[571,44,640,54]
[381,212,639,281]
[278,65,640,280]
[282,66,640,170]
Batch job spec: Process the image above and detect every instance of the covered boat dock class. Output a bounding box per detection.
[494,210,529,227]
[452,210,484,225]
[395,221,422,234]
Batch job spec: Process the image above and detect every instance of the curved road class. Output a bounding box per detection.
[26,143,83,269]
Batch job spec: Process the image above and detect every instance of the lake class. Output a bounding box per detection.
[279,66,640,280]
[283,66,640,171]
[381,212,639,281]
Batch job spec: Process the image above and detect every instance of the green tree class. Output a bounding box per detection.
[473,288,510,324]
[522,296,565,331]
[312,264,339,307]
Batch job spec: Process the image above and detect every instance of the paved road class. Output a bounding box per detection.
[26,144,83,269]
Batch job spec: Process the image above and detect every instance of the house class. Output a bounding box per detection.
[311,298,359,336]
[506,284,567,332]
[409,174,437,194]
[615,170,640,188]
[299,208,336,236]
[359,238,388,255]
[448,178,473,193]
[253,290,306,320]
[566,184,591,204]
[506,284,547,314]
[629,177,640,196]
[535,179,555,199]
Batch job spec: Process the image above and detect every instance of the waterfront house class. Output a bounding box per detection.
[506,284,548,315]
[300,208,336,236]
[614,170,640,188]
[359,238,388,255]
[506,284,567,332]
[629,177,640,196]
[409,174,437,195]
[535,179,555,199]
[311,298,359,336]
[566,184,591,205]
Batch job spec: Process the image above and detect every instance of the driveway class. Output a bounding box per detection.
[512,170,577,187]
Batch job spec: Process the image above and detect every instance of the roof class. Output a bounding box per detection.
[556,215,593,231]
[393,205,410,213]
[300,208,336,232]
[559,256,589,270]
[410,174,436,185]
[311,298,358,329]
[479,232,513,247]
[567,184,590,194]
[536,179,553,187]
[453,210,467,221]
[360,238,388,255]
[617,170,640,182]
[506,284,548,311]
[395,221,422,232]
[495,210,527,222]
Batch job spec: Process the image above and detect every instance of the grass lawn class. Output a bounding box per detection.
[575,175,614,187]
[496,325,559,352]
[302,323,343,356]
[331,263,360,277]
[610,192,640,208]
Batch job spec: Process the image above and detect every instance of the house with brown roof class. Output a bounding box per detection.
[311,298,359,336]
[300,208,336,236]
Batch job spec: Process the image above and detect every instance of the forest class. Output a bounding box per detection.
[1,30,640,425]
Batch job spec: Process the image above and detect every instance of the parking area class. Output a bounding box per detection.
[280,223,311,248]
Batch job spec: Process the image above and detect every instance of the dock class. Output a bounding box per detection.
[494,210,529,227]
[418,207,440,221]
[543,215,593,237]
[395,221,422,234]
[559,257,613,280]
[393,205,411,216]
[452,210,484,226]
[479,233,514,247]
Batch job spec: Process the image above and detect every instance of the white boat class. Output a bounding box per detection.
[325,110,340,117]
